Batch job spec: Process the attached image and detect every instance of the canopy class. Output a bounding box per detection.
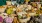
[0,0,6,6]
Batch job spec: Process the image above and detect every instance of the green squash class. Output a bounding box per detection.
[36,14,39,17]
[18,15,22,19]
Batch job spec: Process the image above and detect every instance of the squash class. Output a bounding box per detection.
[6,7,13,15]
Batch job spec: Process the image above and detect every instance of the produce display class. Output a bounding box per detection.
[0,1,42,23]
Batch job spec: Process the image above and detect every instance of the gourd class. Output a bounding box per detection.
[35,14,39,17]
[32,3,37,7]
[40,7,42,13]
[18,15,22,19]
[6,7,13,15]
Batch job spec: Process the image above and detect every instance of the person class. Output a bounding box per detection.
[13,17,18,23]
[0,0,6,6]
[0,16,3,23]
[5,15,13,23]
